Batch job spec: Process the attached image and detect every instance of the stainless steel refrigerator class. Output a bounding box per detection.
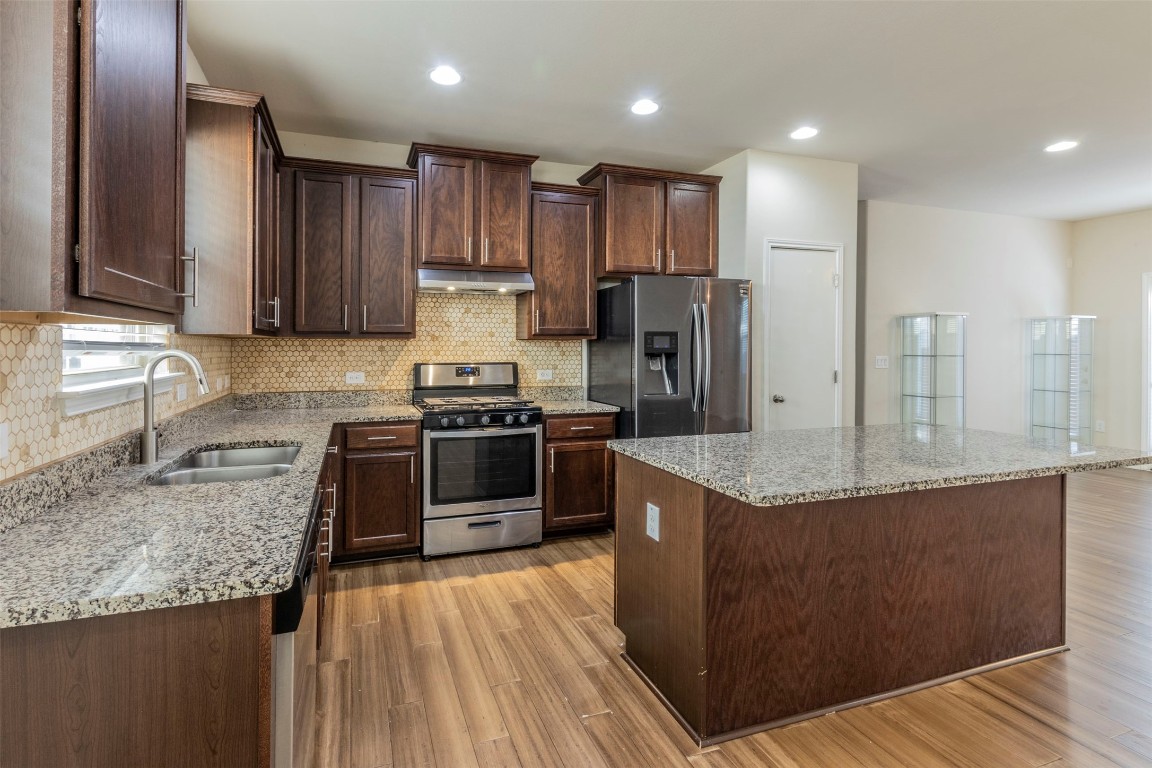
[589,276,752,438]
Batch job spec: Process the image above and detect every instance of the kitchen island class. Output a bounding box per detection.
[608,424,1152,745]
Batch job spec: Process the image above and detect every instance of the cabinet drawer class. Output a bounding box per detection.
[545,414,615,440]
[345,422,419,450]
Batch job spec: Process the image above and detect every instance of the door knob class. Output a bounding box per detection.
[772,394,785,403]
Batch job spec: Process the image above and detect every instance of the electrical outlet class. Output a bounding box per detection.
[874,356,889,369]
[224,375,230,388]
[646,502,660,541]
[0,423,8,460]
[175,383,187,402]
[216,376,225,391]
[1096,420,1106,432]
[345,371,366,385]
[536,369,554,381]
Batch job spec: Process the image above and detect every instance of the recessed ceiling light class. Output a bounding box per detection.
[430,65,462,86]
[790,126,819,140]
[631,99,659,116]
[1045,140,1079,153]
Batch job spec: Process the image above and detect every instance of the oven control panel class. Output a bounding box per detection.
[422,410,543,430]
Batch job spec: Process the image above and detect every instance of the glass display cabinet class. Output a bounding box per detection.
[1030,316,1094,443]
[900,313,967,427]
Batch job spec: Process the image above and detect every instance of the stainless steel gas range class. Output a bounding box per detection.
[413,362,543,558]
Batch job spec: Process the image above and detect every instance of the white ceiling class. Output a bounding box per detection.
[188,1,1152,222]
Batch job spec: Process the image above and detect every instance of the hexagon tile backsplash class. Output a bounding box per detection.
[0,324,231,482]
[232,294,583,392]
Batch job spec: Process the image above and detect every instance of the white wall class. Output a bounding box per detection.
[1070,208,1152,450]
[703,149,859,430]
[858,200,1071,433]
[279,132,587,183]
[186,44,208,85]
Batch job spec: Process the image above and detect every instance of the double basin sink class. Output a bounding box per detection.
[149,445,302,486]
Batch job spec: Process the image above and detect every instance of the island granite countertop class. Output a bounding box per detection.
[608,424,1152,507]
[0,404,421,629]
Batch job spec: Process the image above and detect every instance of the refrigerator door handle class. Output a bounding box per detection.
[691,303,702,412]
[702,302,713,411]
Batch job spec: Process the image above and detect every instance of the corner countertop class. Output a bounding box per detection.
[608,424,1152,507]
[0,404,421,629]
[537,400,619,415]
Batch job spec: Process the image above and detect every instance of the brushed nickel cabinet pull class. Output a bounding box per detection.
[273,296,280,328]
[550,447,554,473]
[366,435,397,441]
[362,304,368,330]
[342,304,348,331]
[670,249,676,271]
[467,236,473,260]
[569,426,594,431]
[656,248,662,272]
[179,247,199,306]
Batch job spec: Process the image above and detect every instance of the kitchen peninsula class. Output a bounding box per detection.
[609,424,1152,745]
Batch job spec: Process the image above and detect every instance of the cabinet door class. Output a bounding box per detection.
[477,160,531,271]
[78,0,184,313]
[295,171,353,333]
[664,181,718,276]
[418,153,473,267]
[602,175,663,275]
[359,176,415,334]
[343,452,419,551]
[253,113,279,331]
[528,191,596,337]
[545,440,614,530]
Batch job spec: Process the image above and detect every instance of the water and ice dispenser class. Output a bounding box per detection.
[642,331,679,396]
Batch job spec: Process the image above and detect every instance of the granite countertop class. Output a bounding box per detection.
[537,400,619,415]
[608,424,1152,507]
[0,404,421,629]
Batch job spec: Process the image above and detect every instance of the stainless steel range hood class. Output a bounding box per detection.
[417,269,535,295]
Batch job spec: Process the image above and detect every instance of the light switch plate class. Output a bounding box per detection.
[175,383,187,402]
[0,423,8,460]
[646,502,660,541]
[536,369,553,381]
[345,371,366,385]
[874,355,889,369]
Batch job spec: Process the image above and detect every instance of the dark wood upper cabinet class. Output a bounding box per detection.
[0,0,184,323]
[253,112,281,332]
[78,0,185,314]
[408,143,537,272]
[578,163,721,278]
[359,175,416,334]
[418,153,473,267]
[605,175,663,275]
[182,84,284,335]
[295,171,354,333]
[477,160,531,270]
[517,184,598,339]
[281,158,416,337]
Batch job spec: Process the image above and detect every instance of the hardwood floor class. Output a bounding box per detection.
[317,468,1152,767]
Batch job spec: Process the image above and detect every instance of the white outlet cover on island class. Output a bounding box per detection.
[646,502,660,541]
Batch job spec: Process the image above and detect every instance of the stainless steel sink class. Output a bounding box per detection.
[175,446,301,468]
[149,445,301,485]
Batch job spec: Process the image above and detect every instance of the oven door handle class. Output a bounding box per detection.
[425,425,541,439]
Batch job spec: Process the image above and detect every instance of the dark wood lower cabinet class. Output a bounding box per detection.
[543,414,616,533]
[545,440,614,529]
[0,596,273,767]
[341,449,420,554]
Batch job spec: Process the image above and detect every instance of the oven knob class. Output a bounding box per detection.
[504,414,514,425]
[439,417,450,428]
[480,415,491,425]
[455,416,466,427]
[519,413,529,424]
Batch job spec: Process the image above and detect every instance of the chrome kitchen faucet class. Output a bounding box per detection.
[140,350,210,463]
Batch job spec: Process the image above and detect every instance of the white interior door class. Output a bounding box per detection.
[764,243,842,430]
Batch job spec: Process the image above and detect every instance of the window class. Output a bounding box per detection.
[59,324,176,415]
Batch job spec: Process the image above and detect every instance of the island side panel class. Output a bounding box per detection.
[614,454,708,733]
[703,474,1065,739]
[0,596,272,767]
